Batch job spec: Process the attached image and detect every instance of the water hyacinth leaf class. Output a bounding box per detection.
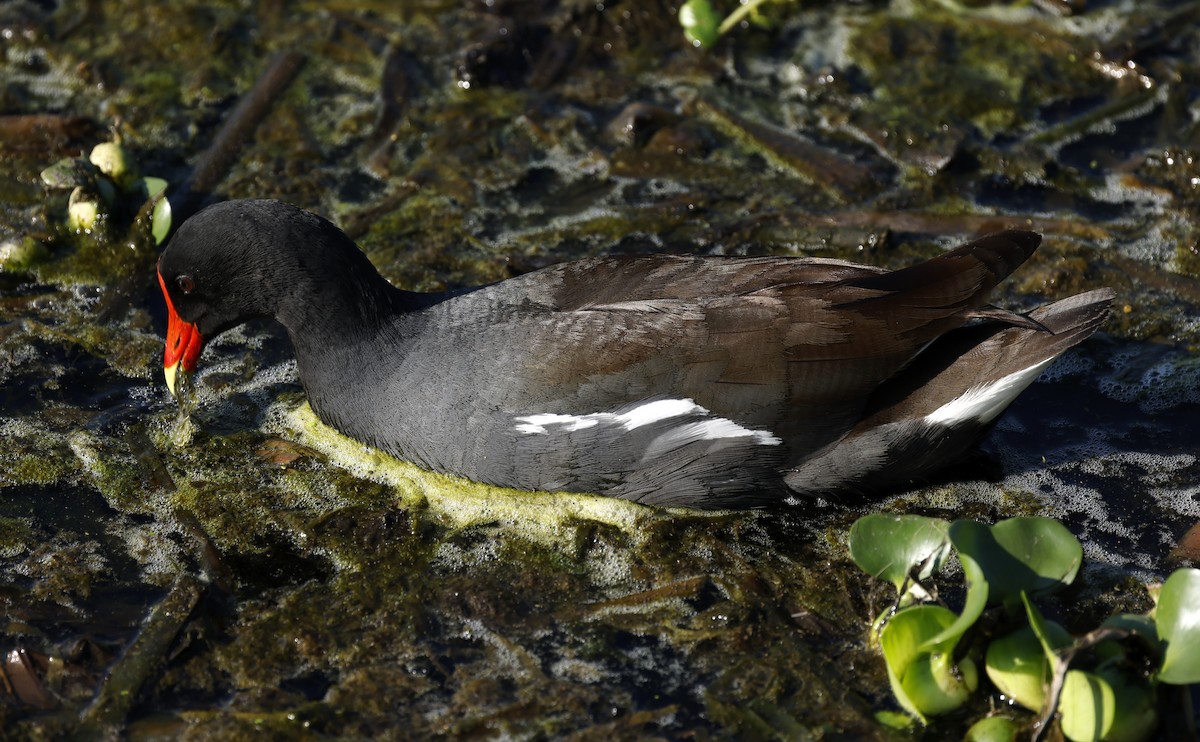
[880,604,970,719]
[679,0,720,48]
[1098,670,1158,742]
[924,537,987,652]
[139,176,168,199]
[138,177,173,245]
[1156,567,1200,684]
[1058,666,1157,742]
[152,196,172,245]
[1021,592,1064,665]
[985,622,1071,711]
[1096,614,1159,666]
[872,710,915,731]
[963,715,1021,742]
[949,517,1082,605]
[1059,669,1116,742]
[1096,669,1158,742]
[848,513,951,593]
[40,157,97,189]
[1100,613,1158,644]
[898,649,977,719]
[882,605,957,682]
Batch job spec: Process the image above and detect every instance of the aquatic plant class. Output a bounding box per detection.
[678,0,796,48]
[41,139,171,246]
[850,513,1200,740]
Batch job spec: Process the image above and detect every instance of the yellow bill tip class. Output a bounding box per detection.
[165,362,181,398]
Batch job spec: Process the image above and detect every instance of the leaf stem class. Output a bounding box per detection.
[1032,625,1132,742]
[717,0,776,37]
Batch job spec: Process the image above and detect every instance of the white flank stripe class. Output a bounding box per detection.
[616,398,704,429]
[924,358,1057,426]
[514,398,781,445]
[514,413,600,435]
[693,418,782,445]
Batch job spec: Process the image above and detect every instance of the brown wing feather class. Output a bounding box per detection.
[495,230,1041,459]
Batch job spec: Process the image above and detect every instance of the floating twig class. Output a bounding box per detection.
[690,98,877,203]
[1032,625,1132,742]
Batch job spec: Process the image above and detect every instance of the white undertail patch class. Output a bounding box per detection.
[924,357,1058,427]
[515,398,781,446]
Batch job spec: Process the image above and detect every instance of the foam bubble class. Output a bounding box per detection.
[432,538,501,574]
[110,518,187,582]
[1095,347,1200,412]
[1037,349,1095,383]
[550,657,606,684]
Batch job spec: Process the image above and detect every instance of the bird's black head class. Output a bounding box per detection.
[159,199,352,334]
[156,198,384,395]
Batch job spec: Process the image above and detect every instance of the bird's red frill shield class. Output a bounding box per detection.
[158,266,203,396]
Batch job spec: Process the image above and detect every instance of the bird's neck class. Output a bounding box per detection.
[274,252,439,342]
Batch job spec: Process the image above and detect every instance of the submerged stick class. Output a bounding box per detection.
[74,575,204,736]
[362,44,417,178]
[690,98,876,203]
[0,114,96,152]
[173,51,307,221]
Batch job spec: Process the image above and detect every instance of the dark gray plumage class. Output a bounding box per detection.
[157,199,1113,508]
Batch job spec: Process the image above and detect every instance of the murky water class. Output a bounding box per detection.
[2,1,1199,738]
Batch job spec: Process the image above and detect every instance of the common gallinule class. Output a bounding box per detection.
[157,199,1113,507]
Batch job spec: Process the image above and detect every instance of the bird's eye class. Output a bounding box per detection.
[176,275,195,294]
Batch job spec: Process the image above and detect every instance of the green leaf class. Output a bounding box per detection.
[68,186,101,232]
[985,622,1071,711]
[89,141,139,191]
[139,176,168,199]
[40,157,97,189]
[899,649,976,719]
[151,196,172,245]
[1100,614,1158,645]
[880,604,975,719]
[1022,592,1063,663]
[1059,667,1158,742]
[1095,614,1159,667]
[132,177,172,245]
[949,517,1082,605]
[849,513,952,593]
[1096,668,1158,742]
[679,0,721,48]
[882,605,957,686]
[138,178,173,245]
[924,533,988,653]
[1156,567,1200,684]
[1059,669,1116,742]
[963,715,1021,742]
[872,709,915,731]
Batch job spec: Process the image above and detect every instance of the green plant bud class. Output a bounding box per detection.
[679,0,720,48]
[68,186,100,232]
[89,141,139,191]
[0,236,48,272]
